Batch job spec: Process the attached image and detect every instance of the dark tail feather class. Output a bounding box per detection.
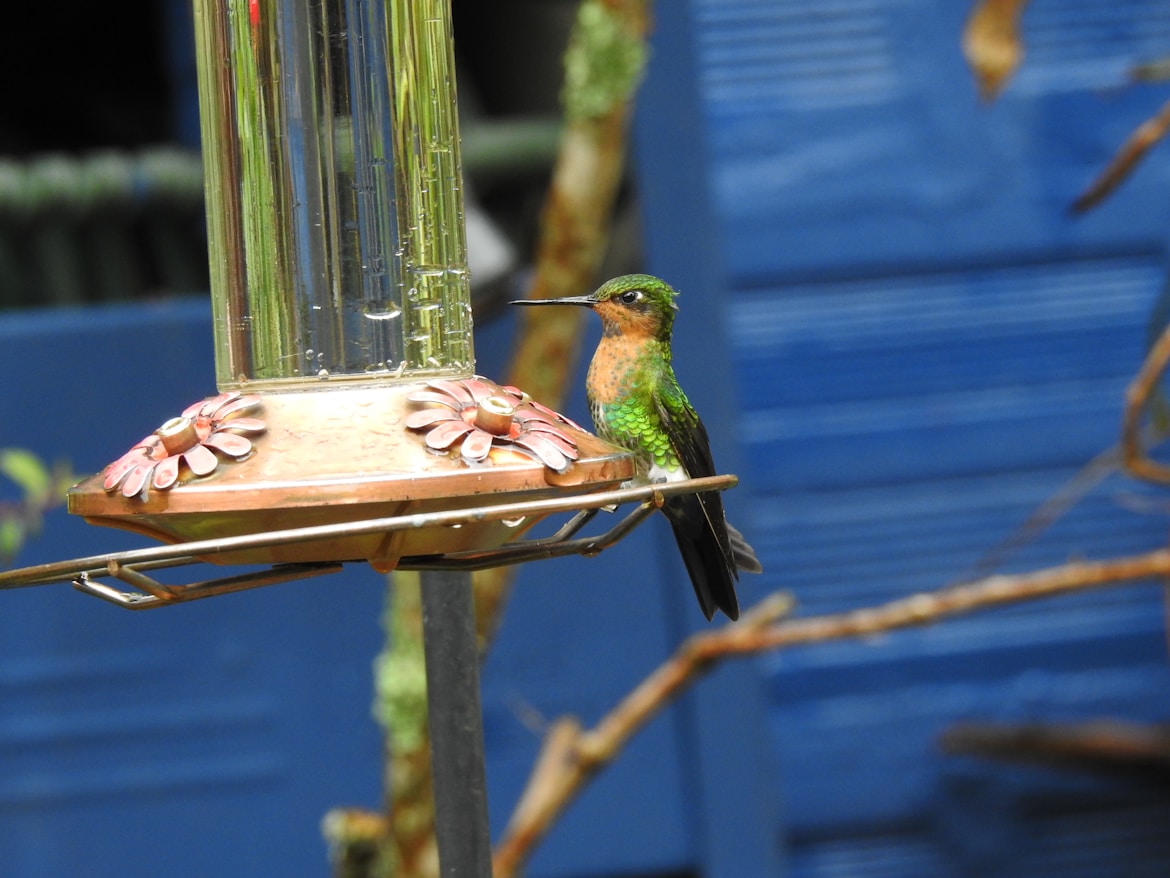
[727,522,763,574]
[670,526,740,621]
[663,493,741,622]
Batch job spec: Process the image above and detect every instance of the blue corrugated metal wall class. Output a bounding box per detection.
[7,1,1170,876]
[635,1,1170,875]
[0,302,386,876]
[0,314,768,878]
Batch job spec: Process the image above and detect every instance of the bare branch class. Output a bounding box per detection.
[1072,97,1170,213]
[1122,321,1170,484]
[941,719,1170,777]
[494,548,1170,877]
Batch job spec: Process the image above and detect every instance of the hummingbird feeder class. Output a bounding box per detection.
[27,0,644,604]
[0,0,750,611]
[54,0,648,594]
[0,0,738,608]
[0,1,741,873]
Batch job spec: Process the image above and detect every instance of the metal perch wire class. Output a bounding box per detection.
[0,475,737,610]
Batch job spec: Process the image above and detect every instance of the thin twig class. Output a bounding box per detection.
[963,441,1123,581]
[1072,97,1170,213]
[492,593,794,878]
[1122,321,1170,484]
[940,718,1170,778]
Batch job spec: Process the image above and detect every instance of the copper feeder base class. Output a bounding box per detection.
[67,381,635,572]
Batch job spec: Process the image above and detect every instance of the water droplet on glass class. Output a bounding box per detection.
[364,307,402,321]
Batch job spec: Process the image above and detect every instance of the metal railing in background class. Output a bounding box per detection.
[0,148,208,307]
[0,118,560,312]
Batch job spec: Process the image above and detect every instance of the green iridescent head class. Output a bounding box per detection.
[513,273,680,342]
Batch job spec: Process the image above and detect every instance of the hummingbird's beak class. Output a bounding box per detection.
[510,295,596,308]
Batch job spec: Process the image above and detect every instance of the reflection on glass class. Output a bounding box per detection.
[192,0,474,387]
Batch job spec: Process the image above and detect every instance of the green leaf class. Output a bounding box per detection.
[0,449,52,506]
[0,515,26,563]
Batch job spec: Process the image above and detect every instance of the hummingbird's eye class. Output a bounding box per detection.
[618,290,643,305]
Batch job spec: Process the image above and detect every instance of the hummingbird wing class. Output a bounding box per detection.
[654,388,741,621]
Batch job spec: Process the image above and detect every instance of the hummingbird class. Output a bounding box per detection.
[513,273,761,621]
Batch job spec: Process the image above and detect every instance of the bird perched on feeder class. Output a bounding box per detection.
[513,273,761,621]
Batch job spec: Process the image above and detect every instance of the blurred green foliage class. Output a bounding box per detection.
[561,0,647,123]
[0,448,76,564]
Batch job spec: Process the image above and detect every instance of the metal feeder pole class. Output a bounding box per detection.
[187,0,497,869]
[420,570,494,877]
